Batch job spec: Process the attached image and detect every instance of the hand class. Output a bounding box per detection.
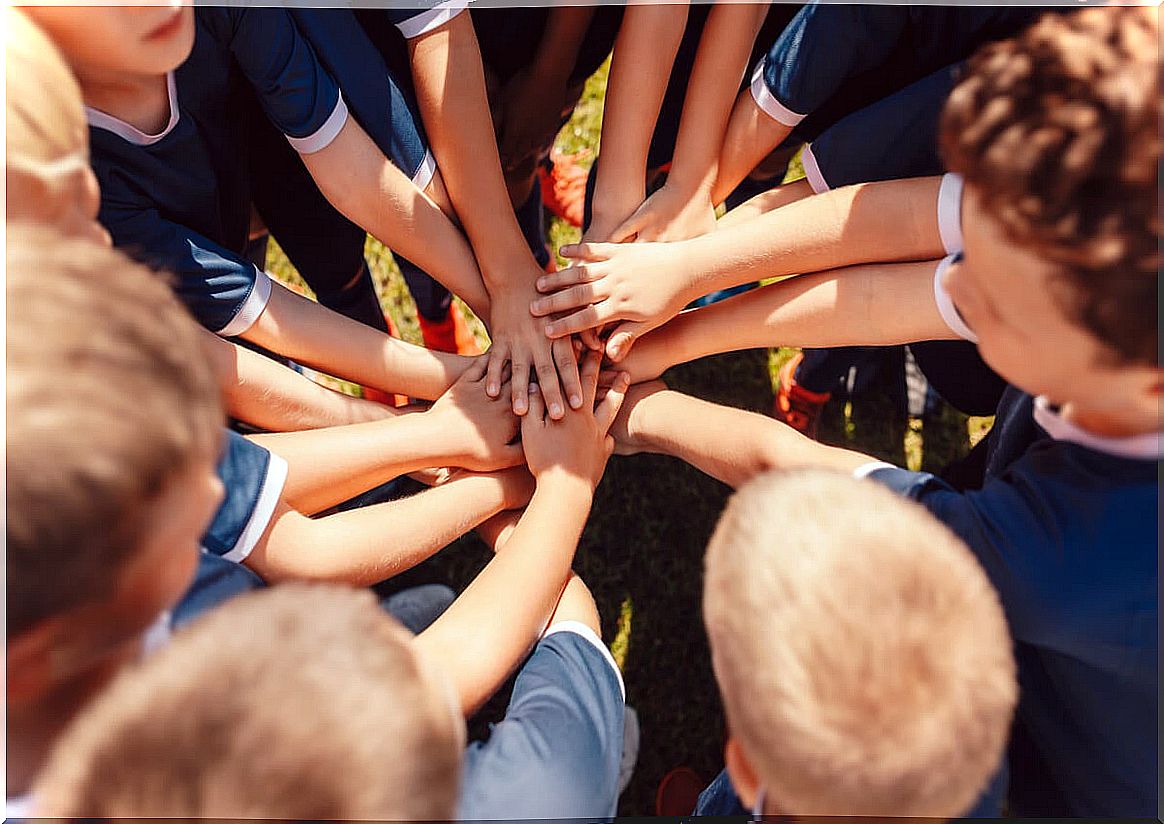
[427,357,524,471]
[531,240,693,361]
[607,182,717,243]
[520,351,629,489]
[609,326,676,383]
[607,379,668,456]
[486,278,584,420]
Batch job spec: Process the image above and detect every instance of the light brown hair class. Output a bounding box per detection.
[941,7,1160,365]
[705,470,1016,817]
[6,225,221,636]
[35,584,463,820]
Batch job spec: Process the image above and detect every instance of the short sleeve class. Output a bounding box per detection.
[387,0,468,39]
[203,430,287,564]
[753,4,908,126]
[220,8,348,153]
[98,197,272,336]
[458,624,625,819]
[937,173,965,255]
[933,255,978,343]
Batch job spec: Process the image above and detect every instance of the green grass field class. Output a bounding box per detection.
[268,58,992,814]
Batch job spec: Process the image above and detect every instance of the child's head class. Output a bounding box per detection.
[939,8,1159,420]
[34,584,465,820]
[703,471,1016,818]
[23,1,195,86]
[5,7,106,244]
[6,225,223,707]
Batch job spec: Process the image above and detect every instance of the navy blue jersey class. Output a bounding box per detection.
[854,264,1160,815]
[752,5,1049,142]
[459,622,625,818]
[203,430,286,564]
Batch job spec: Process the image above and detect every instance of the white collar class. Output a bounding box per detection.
[1033,395,1163,461]
[85,72,179,146]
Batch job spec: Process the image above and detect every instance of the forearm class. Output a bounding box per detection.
[415,474,593,714]
[533,7,595,85]
[246,473,511,586]
[302,120,491,318]
[669,177,948,301]
[636,260,955,374]
[667,3,767,198]
[628,389,871,487]
[408,14,536,285]
[214,336,397,430]
[243,282,470,399]
[249,410,467,514]
[716,178,813,229]
[711,89,794,205]
[591,3,688,223]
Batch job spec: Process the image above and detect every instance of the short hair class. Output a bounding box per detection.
[704,470,1016,818]
[941,7,1160,365]
[35,585,464,820]
[5,225,222,636]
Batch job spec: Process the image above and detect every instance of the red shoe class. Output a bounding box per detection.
[538,149,589,228]
[774,351,831,438]
[656,767,705,816]
[417,306,482,356]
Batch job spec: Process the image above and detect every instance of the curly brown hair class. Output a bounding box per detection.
[941,7,1160,365]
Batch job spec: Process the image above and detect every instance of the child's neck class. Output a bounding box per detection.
[1061,400,1160,439]
[80,68,171,136]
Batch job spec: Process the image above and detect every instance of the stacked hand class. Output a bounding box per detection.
[427,357,524,471]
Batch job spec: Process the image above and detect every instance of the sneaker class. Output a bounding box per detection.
[417,306,483,356]
[538,149,589,228]
[774,351,831,438]
[655,767,705,816]
[618,706,641,796]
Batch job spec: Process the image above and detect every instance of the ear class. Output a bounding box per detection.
[6,620,64,703]
[724,736,763,812]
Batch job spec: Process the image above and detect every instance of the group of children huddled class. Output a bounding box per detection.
[5,1,1158,819]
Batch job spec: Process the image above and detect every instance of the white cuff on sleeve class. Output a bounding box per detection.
[852,461,896,480]
[801,142,829,193]
[542,620,626,701]
[933,255,978,343]
[397,0,468,39]
[220,451,288,564]
[937,173,964,255]
[749,59,806,128]
[218,269,273,338]
[411,149,437,191]
[286,93,349,155]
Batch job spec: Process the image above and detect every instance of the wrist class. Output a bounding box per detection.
[533,467,596,502]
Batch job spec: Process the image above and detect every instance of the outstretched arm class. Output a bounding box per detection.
[243,281,471,401]
[618,258,957,383]
[613,383,871,489]
[415,353,629,715]
[405,12,582,420]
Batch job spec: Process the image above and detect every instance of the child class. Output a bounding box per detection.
[31,359,632,819]
[695,470,1015,816]
[609,8,1159,815]
[27,5,487,404]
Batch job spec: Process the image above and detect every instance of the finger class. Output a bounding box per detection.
[608,212,645,245]
[511,357,530,416]
[553,337,584,410]
[534,352,566,420]
[605,321,649,362]
[536,265,597,294]
[580,326,603,351]
[597,369,622,388]
[525,382,546,424]
[463,355,489,383]
[557,241,609,263]
[485,344,508,398]
[544,303,614,339]
[530,281,609,317]
[595,372,630,431]
[579,350,602,407]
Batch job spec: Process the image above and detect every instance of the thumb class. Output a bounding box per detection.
[608,207,647,244]
[605,321,649,362]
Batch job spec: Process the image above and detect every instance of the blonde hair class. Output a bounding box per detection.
[704,470,1016,818]
[6,225,221,635]
[5,7,94,224]
[35,585,463,820]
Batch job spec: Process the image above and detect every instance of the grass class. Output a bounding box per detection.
[267,57,992,814]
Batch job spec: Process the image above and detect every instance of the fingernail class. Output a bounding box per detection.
[550,403,563,418]
[570,394,582,408]
[487,383,497,395]
[544,324,556,338]
[536,277,547,290]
